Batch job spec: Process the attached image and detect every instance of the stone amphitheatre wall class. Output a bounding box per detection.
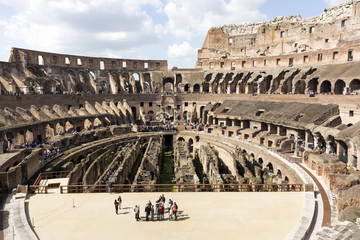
[197,1,360,70]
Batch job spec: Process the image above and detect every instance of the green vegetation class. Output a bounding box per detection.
[159,151,176,191]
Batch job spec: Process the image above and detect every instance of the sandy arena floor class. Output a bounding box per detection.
[28,192,305,240]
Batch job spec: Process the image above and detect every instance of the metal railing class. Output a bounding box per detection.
[33,171,70,185]
[56,183,304,194]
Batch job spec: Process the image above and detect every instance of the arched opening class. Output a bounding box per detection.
[43,80,55,94]
[266,162,274,173]
[294,80,305,94]
[188,138,194,152]
[143,73,152,93]
[132,73,142,93]
[337,140,348,164]
[277,169,282,178]
[195,136,200,142]
[320,80,331,94]
[16,131,25,145]
[349,79,360,93]
[25,129,34,143]
[307,78,318,93]
[258,158,263,166]
[334,80,345,95]
[163,78,174,92]
[208,116,214,125]
[153,82,161,93]
[203,82,209,93]
[122,73,133,94]
[178,137,185,142]
[75,82,85,93]
[55,122,64,135]
[175,74,182,93]
[147,110,154,121]
[65,121,74,133]
[131,106,137,121]
[184,84,190,92]
[284,176,289,182]
[99,81,107,94]
[193,84,200,93]
[93,118,102,128]
[200,106,205,121]
[183,111,188,121]
[45,124,55,139]
[84,119,93,130]
[263,75,273,94]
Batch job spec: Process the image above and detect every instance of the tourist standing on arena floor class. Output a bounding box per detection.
[156,204,161,221]
[168,206,173,221]
[114,200,119,214]
[145,201,151,221]
[173,202,178,220]
[160,204,165,220]
[118,196,122,210]
[168,199,173,212]
[151,205,154,221]
[134,205,140,221]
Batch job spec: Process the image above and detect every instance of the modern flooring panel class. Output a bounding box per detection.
[28,192,305,240]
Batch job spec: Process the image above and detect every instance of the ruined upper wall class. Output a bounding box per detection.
[219,2,353,36]
[10,48,168,72]
[197,1,360,70]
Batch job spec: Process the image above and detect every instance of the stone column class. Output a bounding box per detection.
[304,131,309,150]
[227,85,231,94]
[313,135,319,149]
[326,140,332,154]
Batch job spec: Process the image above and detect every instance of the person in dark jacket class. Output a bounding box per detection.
[114,200,119,214]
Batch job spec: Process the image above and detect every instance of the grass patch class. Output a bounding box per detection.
[159,151,176,191]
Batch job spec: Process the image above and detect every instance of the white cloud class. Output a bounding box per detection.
[0,0,162,57]
[324,0,347,6]
[167,41,197,66]
[162,0,267,38]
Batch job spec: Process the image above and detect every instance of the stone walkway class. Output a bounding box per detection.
[28,192,305,240]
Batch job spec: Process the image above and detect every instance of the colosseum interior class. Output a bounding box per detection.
[1,1,360,240]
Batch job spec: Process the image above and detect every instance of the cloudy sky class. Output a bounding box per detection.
[0,0,347,68]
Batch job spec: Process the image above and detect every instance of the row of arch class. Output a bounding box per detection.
[0,116,111,149]
[177,135,293,184]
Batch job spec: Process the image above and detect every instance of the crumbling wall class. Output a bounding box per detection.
[133,137,162,184]
[174,140,199,184]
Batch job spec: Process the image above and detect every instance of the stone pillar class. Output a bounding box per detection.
[227,85,231,94]
[245,85,250,94]
[200,84,203,93]
[336,141,341,156]
[326,141,332,154]
[236,84,240,94]
[304,131,309,150]
[313,135,319,149]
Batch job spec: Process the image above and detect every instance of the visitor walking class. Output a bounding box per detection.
[151,205,154,221]
[168,199,173,212]
[118,196,122,210]
[156,204,161,221]
[145,201,151,221]
[168,206,173,221]
[160,204,165,220]
[173,202,178,220]
[134,205,140,221]
[114,200,119,214]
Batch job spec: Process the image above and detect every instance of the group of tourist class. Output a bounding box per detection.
[134,194,179,222]
[44,147,61,161]
[138,125,176,132]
